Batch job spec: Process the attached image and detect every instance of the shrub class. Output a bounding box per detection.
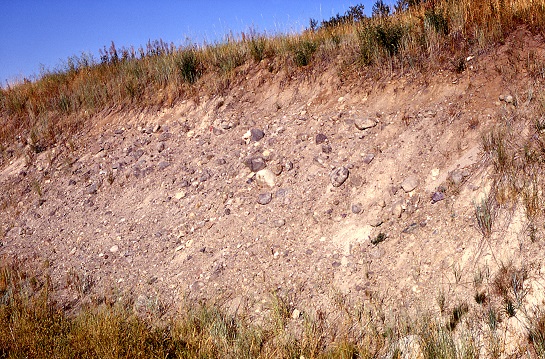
[293,40,318,67]
[176,49,201,84]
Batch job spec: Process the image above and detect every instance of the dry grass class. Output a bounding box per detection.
[2,0,545,155]
[4,260,545,358]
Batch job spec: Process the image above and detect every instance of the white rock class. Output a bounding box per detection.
[175,191,186,200]
[401,176,419,192]
[255,169,276,188]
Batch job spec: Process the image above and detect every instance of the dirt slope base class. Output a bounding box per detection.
[2,29,545,357]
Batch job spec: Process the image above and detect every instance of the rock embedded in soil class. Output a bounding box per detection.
[257,193,272,205]
[255,169,276,188]
[432,191,445,203]
[449,169,469,185]
[271,219,286,228]
[354,118,377,130]
[250,128,265,142]
[362,153,375,164]
[315,133,328,144]
[86,183,98,195]
[245,157,266,172]
[401,176,419,192]
[330,167,349,187]
[322,144,332,154]
[351,203,362,214]
[271,163,283,176]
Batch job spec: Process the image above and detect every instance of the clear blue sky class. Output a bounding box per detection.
[0,1,375,85]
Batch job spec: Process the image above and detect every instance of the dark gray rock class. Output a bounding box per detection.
[250,128,265,142]
[245,157,266,172]
[315,133,328,144]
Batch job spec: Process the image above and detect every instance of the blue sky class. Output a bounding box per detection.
[0,1,374,85]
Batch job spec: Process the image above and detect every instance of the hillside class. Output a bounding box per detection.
[3,1,545,357]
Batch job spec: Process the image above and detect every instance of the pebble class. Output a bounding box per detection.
[86,183,98,195]
[362,153,375,164]
[175,191,186,200]
[220,122,233,130]
[255,169,276,188]
[449,169,469,185]
[330,167,349,187]
[271,163,283,176]
[158,161,170,170]
[245,157,266,172]
[109,245,119,253]
[432,191,445,203]
[271,219,286,228]
[354,118,377,130]
[392,200,404,218]
[315,133,328,144]
[250,128,265,142]
[401,176,419,192]
[285,161,294,171]
[351,203,362,214]
[257,193,272,205]
[292,309,301,319]
[321,144,332,154]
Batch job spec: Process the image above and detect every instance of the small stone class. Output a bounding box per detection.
[505,95,514,104]
[86,183,98,195]
[401,176,419,192]
[392,200,404,218]
[362,154,375,164]
[432,191,445,203]
[285,161,294,171]
[245,157,266,172]
[315,133,328,144]
[330,167,349,187]
[109,245,119,253]
[156,142,165,152]
[216,158,227,165]
[321,144,332,154]
[351,203,362,214]
[449,169,468,185]
[271,163,283,176]
[158,161,170,170]
[250,128,265,142]
[355,118,377,130]
[220,122,233,130]
[175,191,186,200]
[292,309,301,319]
[272,219,286,228]
[255,169,276,188]
[257,193,272,205]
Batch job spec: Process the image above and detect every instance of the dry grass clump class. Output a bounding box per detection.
[0,261,497,358]
[2,0,545,156]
